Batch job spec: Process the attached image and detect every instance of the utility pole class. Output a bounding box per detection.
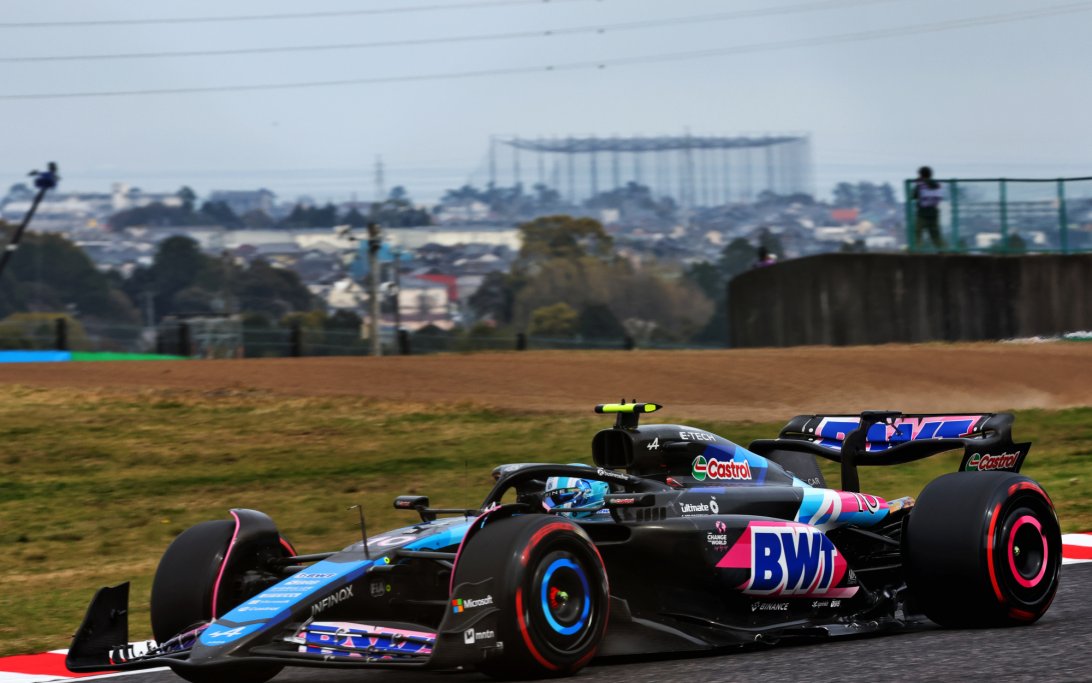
[512,136,521,186]
[367,222,382,357]
[392,248,402,334]
[0,162,59,280]
[374,156,385,204]
[143,291,156,328]
[488,136,497,187]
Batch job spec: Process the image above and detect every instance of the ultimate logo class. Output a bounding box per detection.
[692,455,752,482]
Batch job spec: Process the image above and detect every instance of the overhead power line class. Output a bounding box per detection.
[1,2,1089,101]
[0,0,900,64]
[0,0,598,29]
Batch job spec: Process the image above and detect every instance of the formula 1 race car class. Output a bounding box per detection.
[67,403,1062,681]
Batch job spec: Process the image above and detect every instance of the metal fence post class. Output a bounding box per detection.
[289,320,302,357]
[516,333,527,351]
[949,179,960,250]
[1058,179,1069,255]
[999,178,1009,253]
[904,179,915,252]
[397,329,411,356]
[55,317,67,351]
[178,322,192,357]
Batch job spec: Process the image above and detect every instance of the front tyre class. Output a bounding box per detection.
[905,472,1061,627]
[452,515,609,679]
[150,512,290,683]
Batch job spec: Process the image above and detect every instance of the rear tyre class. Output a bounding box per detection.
[905,471,1061,627]
[150,518,287,683]
[452,515,609,679]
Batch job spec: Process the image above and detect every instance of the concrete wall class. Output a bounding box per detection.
[728,253,1092,347]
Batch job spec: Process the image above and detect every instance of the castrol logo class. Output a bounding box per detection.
[692,455,752,481]
[966,451,1020,471]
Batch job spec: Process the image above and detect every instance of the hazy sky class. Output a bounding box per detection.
[2,0,1090,203]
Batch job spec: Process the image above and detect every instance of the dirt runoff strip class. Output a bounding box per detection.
[0,344,1089,422]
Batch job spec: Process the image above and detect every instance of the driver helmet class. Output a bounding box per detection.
[542,473,610,518]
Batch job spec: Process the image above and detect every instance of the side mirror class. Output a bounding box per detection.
[393,495,430,511]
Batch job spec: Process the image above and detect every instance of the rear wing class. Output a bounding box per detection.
[749,411,1030,492]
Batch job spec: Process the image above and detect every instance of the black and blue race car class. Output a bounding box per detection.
[67,402,1062,681]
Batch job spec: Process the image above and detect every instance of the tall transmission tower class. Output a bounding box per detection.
[374,155,385,203]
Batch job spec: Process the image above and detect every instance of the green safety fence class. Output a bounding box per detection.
[904,176,1092,254]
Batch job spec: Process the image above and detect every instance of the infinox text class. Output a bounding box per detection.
[310,585,354,617]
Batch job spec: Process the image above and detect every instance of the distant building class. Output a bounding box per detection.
[111,183,183,212]
[322,278,368,311]
[830,208,860,225]
[415,273,458,302]
[208,189,276,217]
[396,276,453,331]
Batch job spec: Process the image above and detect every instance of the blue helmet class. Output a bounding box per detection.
[542,475,610,518]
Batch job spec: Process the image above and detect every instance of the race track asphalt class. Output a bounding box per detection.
[96,563,1090,683]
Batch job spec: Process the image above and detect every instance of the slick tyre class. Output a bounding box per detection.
[150,519,235,643]
[453,515,609,679]
[905,471,1061,628]
[150,516,290,683]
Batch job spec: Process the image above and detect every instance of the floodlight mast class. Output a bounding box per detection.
[0,162,59,280]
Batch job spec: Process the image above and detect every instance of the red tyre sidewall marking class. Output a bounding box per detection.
[515,586,558,672]
[986,502,1005,605]
[1009,481,1050,504]
[520,523,571,566]
[279,537,296,556]
[1008,606,1037,621]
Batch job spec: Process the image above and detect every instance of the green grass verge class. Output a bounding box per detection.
[1,386,1088,656]
[68,352,187,361]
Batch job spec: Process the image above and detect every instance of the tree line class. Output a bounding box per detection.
[0,223,316,328]
[462,215,715,344]
[1,213,787,348]
[109,186,430,230]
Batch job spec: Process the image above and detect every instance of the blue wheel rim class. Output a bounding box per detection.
[539,557,590,636]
